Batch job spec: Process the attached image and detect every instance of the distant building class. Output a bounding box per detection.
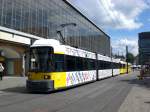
[0,0,111,76]
[134,55,139,65]
[139,32,150,65]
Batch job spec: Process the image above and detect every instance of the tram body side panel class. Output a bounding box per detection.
[124,67,127,74]
[51,70,97,89]
[120,68,127,74]
[28,72,52,80]
[98,69,112,79]
[51,72,66,89]
[113,69,120,76]
[27,70,97,91]
[66,70,97,87]
[27,72,54,91]
[120,68,125,74]
[27,72,67,91]
[120,68,123,74]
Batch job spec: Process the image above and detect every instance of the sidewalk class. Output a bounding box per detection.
[0,76,27,90]
[119,73,150,112]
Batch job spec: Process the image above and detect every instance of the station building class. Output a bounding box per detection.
[139,32,150,65]
[0,0,111,76]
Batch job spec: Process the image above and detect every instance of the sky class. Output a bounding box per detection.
[67,0,150,56]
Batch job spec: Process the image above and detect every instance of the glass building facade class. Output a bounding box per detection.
[0,0,110,56]
[139,32,150,65]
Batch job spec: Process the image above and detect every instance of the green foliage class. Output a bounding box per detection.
[126,52,135,64]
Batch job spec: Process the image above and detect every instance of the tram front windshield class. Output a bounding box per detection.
[30,47,54,72]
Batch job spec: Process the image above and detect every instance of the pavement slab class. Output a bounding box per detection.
[119,79,150,112]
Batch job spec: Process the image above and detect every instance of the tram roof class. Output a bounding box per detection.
[97,54,111,62]
[31,39,96,59]
[31,39,125,62]
[31,39,60,47]
[112,58,121,63]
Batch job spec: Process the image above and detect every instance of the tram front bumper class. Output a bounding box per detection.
[26,80,54,92]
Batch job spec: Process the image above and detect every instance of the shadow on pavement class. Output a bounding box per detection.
[1,81,96,95]
[1,86,68,95]
[1,87,54,95]
[1,86,29,94]
[145,101,150,104]
[120,77,150,89]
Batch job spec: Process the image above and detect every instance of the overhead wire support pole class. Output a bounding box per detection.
[126,45,128,74]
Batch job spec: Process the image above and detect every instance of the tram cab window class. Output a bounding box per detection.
[30,47,54,72]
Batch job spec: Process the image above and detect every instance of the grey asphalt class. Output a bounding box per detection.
[0,72,140,112]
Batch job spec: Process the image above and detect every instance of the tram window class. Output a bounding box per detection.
[123,64,126,68]
[119,63,122,68]
[103,61,111,69]
[54,54,65,72]
[66,55,76,71]
[117,63,120,68]
[76,57,83,71]
[103,61,106,69]
[89,59,95,70]
[98,60,103,70]
[116,63,118,68]
[105,61,108,69]
[112,63,115,69]
[109,62,112,69]
[87,59,91,70]
[112,63,116,69]
[115,63,118,69]
[83,58,88,70]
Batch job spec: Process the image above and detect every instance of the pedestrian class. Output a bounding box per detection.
[0,63,4,80]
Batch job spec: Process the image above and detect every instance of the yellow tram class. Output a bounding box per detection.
[26,39,131,92]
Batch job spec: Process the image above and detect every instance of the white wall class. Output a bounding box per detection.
[0,31,31,45]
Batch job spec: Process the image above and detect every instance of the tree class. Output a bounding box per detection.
[126,52,135,64]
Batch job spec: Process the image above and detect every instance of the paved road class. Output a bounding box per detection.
[0,72,137,112]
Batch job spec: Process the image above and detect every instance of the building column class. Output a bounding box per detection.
[22,54,26,77]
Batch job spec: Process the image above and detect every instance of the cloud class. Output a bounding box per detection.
[112,38,138,56]
[67,0,148,30]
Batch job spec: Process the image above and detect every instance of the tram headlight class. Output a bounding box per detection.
[44,75,51,79]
